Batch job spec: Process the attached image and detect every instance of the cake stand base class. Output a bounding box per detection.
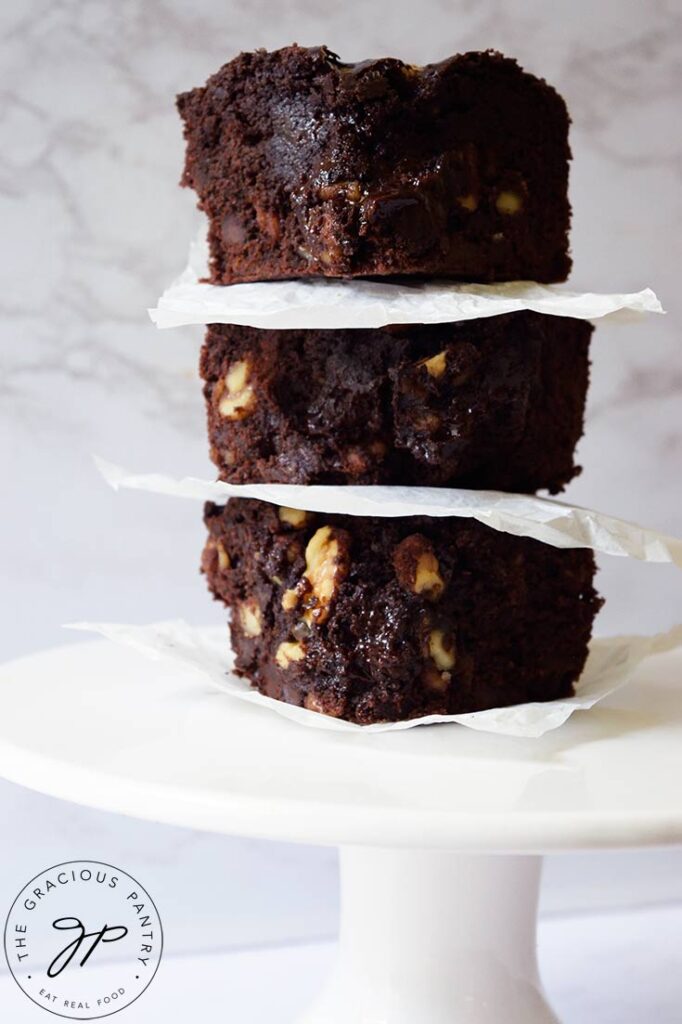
[299,848,555,1024]
[0,641,680,1024]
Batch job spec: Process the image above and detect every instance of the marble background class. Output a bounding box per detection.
[1,0,681,989]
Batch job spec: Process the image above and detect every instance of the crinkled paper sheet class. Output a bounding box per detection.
[91,460,682,737]
[96,458,682,567]
[66,620,682,738]
[148,234,664,330]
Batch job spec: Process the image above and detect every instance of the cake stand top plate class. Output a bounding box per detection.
[0,639,681,852]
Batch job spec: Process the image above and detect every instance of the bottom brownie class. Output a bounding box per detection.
[202,499,603,724]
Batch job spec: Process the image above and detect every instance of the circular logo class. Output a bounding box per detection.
[3,860,163,1019]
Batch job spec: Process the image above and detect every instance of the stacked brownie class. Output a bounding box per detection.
[200,316,591,493]
[178,46,571,283]
[179,45,602,723]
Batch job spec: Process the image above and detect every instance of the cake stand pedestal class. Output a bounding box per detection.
[303,849,552,1024]
[0,640,680,1024]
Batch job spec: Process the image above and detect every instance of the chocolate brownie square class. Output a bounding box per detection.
[202,499,602,724]
[178,45,571,284]
[201,312,591,494]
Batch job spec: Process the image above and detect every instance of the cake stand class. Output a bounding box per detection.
[0,639,681,1024]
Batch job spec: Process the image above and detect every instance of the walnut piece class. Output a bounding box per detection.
[304,691,345,717]
[281,588,299,611]
[200,540,216,576]
[278,506,309,528]
[318,248,336,267]
[428,629,456,670]
[457,193,478,212]
[422,665,451,693]
[415,552,445,598]
[217,360,256,420]
[304,692,327,713]
[420,350,447,378]
[343,443,387,476]
[255,205,280,241]
[495,190,523,215]
[275,640,306,668]
[412,412,441,432]
[319,180,362,203]
[201,538,230,575]
[216,541,230,571]
[286,540,302,564]
[343,448,371,475]
[393,534,445,600]
[302,525,350,625]
[238,599,262,638]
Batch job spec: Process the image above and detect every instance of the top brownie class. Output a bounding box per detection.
[178,45,571,284]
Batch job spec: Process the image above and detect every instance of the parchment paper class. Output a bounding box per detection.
[96,458,682,567]
[148,233,664,330]
[66,620,682,738]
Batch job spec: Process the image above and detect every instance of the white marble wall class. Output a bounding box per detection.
[1,0,681,961]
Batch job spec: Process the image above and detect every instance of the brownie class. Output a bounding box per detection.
[202,499,602,724]
[201,312,591,494]
[178,45,571,284]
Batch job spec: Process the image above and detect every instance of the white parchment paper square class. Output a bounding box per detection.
[66,620,682,738]
[96,458,682,568]
[148,233,664,330]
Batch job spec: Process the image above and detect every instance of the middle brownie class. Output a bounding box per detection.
[201,311,591,494]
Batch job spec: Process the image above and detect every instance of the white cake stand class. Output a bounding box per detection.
[0,639,681,1024]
